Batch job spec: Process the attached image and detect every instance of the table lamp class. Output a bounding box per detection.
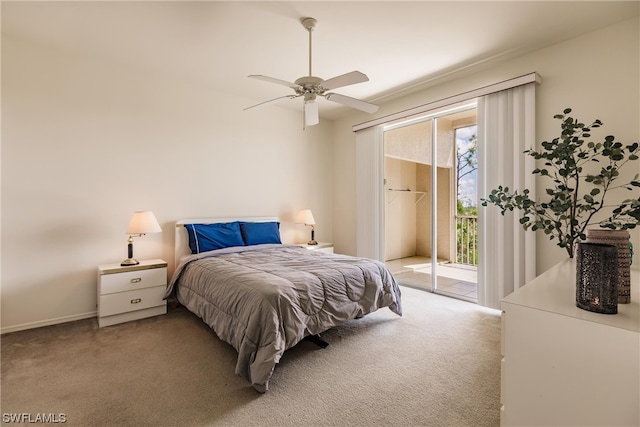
[296,209,317,245]
[121,211,162,266]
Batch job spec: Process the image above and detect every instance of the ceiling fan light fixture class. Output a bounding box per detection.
[304,98,319,126]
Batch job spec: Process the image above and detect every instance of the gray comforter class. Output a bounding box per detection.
[165,244,402,392]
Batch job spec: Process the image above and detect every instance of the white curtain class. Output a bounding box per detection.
[477,84,537,309]
[355,126,384,261]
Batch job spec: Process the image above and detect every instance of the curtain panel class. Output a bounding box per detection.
[477,84,537,309]
[355,126,384,261]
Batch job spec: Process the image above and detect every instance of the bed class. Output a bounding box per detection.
[165,217,402,392]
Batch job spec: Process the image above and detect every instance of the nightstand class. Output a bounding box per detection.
[97,259,168,327]
[297,242,334,254]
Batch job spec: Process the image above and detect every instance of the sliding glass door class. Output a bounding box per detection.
[382,103,478,301]
[354,75,538,308]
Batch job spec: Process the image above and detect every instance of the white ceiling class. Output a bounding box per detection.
[3,1,638,120]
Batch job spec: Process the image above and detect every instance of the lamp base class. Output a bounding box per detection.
[308,227,317,245]
[121,258,140,266]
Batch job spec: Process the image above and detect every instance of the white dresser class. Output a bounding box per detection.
[97,259,168,327]
[501,259,639,426]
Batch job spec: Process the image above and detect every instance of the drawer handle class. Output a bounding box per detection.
[131,278,142,283]
[130,298,142,304]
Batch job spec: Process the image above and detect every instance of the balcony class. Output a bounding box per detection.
[385,215,478,302]
[456,215,478,266]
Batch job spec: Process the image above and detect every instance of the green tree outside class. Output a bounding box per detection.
[456,129,478,265]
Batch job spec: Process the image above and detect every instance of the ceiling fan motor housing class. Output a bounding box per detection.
[294,76,325,95]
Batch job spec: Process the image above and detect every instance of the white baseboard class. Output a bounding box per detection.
[1,311,97,335]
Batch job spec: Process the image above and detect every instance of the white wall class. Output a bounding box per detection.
[333,17,640,275]
[1,35,334,333]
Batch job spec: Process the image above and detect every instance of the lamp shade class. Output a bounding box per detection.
[126,211,161,235]
[296,209,316,225]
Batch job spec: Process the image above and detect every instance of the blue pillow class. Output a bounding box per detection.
[240,221,282,246]
[185,222,245,254]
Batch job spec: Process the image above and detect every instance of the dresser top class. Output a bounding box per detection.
[502,259,639,333]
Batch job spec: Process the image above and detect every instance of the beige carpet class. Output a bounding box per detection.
[1,286,501,426]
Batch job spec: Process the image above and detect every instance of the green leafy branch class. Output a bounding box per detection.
[481,108,640,258]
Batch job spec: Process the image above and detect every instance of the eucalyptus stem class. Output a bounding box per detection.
[481,108,640,258]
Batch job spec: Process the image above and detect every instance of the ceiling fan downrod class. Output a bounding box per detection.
[302,17,317,77]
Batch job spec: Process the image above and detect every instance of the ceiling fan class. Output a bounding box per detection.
[244,17,379,128]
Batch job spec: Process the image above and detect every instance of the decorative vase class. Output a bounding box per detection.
[576,242,618,314]
[586,229,631,304]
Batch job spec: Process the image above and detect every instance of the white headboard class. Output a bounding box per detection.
[174,216,279,266]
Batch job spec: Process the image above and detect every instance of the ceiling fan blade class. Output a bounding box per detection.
[324,93,379,113]
[321,71,369,91]
[248,75,300,90]
[244,95,297,111]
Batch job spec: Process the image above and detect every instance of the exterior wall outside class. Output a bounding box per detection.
[416,164,431,257]
[436,167,453,261]
[384,158,417,260]
[381,158,454,263]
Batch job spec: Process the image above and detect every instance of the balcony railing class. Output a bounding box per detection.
[456,215,478,266]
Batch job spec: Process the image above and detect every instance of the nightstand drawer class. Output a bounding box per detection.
[100,267,166,295]
[100,286,166,317]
